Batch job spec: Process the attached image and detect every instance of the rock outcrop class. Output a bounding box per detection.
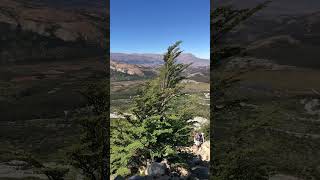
[110,60,145,76]
[0,0,106,45]
[124,140,211,179]
[188,117,209,130]
[195,141,210,162]
[301,98,320,116]
[0,0,107,63]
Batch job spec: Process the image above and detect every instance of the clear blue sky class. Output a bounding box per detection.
[110,0,210,59]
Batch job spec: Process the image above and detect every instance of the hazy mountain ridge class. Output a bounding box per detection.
[28,0,107,15]
[111,53,210,67]
[225,11,320,44]
[0,0,106,43]
[215,0,320,68]
[244,11,320,68]
[0,0,107,64]
[30,0,106,8]
[215,0,320,16]
[110,59,210,83]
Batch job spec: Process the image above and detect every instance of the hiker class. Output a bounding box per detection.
[201,132,205,143]
[194,132,204,149]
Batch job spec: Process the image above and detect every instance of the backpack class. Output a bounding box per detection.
[195,133,201,141]
[199,133,203,142]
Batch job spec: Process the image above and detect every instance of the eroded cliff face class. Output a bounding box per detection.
[0,0,107,64]
[110,60,145,76]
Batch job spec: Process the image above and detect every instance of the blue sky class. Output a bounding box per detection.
[110,0,210,59]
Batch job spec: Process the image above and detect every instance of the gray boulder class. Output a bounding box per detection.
[146,162,166,176]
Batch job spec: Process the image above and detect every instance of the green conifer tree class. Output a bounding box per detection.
[110,41,194,176]
[69,79,109,180]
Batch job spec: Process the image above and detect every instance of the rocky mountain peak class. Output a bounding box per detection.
[0,0,106,46]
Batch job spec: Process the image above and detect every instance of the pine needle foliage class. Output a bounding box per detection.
[69,79,109,180]
[111,41,194,176]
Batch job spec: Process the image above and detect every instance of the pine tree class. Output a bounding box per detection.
[69,79,109,180]
[110,41,194,176]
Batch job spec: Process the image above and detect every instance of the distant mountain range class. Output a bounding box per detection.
[30,0,107,13]
[110,53,210,81]
[111,53,210,67]
[215,0,320,16]
[215,0,320,69]
[110,58,210,82]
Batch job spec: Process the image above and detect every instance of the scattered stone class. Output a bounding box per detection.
[181,79,200,84]
[176,166,190,177]
[138,165,147,176]
[146,162,166,176]
[196,141,210,161]
[188,117,209,130]
[303,99,320,116]
[160,159,170,170]
[110,113,125,119]
[190,156,202,166]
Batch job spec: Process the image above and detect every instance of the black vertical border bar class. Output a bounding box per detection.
[210,0,214,178]
[103,0,110,179]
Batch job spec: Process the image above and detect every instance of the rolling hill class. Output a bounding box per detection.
[111,53,210,67]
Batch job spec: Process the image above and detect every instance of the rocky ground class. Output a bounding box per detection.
[0,160,47,179]
[113,141,210,180]
[0,58,106,179]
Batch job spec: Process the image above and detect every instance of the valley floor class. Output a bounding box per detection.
[216,65,320,179]
[0,58,106,179]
